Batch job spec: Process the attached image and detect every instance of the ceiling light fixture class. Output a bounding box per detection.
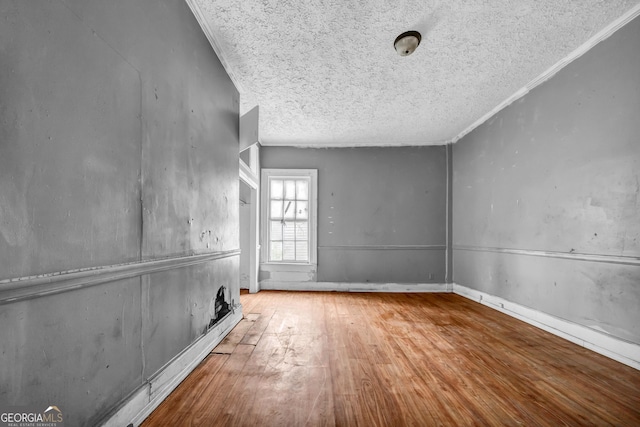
[394,31,421,56]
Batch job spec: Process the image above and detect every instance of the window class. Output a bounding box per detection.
[268,178,309,261]
[261,169,317,264]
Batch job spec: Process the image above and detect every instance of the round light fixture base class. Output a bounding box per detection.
[394,31,422,56]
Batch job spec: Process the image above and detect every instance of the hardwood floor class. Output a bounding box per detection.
[142,291,640,426]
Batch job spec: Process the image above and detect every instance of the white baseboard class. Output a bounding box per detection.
[101,309,243,427]
[453,284,640,371]
[259,281,451,293]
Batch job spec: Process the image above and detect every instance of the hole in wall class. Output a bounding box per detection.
[208,285,231,329]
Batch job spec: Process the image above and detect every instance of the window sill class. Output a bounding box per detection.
[260,263,316,272]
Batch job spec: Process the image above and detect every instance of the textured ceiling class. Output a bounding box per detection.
[194,0,640,147]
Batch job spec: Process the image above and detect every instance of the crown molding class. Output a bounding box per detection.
[184,0,245,94]
[450,3,640,145]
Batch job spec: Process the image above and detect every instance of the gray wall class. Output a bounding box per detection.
[0,0,239,425]
[261,147,447,283]
[453,16,640,344]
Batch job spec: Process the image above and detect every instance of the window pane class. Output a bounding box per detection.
[296,241,308,261]
[270,200,283,219]
[283,201,295,219]
[270,221,282,241]
[282,222,295,241]
[270,179,283,200]
[295,221,308,240]
[283,241,295,260]
[296,201,308,219]
[284,180,296,200]
[270,242,282,261]
[296,180,308,200]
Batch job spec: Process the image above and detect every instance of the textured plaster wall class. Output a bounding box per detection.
[453,16,640,344]
[261,146,447,283]
[0,0,239,425]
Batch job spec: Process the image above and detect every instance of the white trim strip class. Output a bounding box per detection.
[259,281,451,293]
[453,245,640,266]
[259,139,450,148]
[100,309,243,426]
[453,283,640,371]
[318,245,446,251]
[239,159,259,189]
[450,3,640,144]
[0,250,241,305]
[445,143,453,283]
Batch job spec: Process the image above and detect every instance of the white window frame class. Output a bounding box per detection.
[261,169,317,266]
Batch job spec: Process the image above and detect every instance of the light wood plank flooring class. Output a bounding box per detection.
[142,291,640,426]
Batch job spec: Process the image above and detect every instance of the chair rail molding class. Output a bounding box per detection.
[0,249,241,305]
